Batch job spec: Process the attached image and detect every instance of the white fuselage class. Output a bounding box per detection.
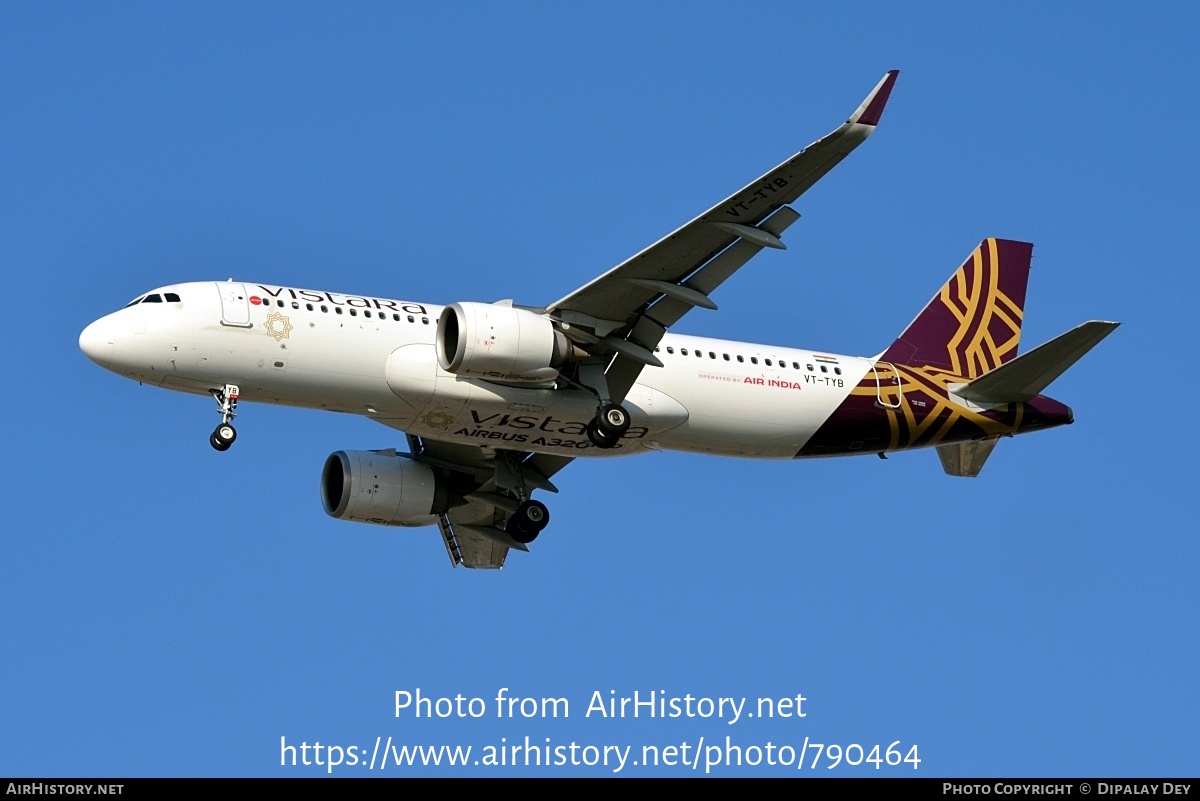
[80,281,869,459]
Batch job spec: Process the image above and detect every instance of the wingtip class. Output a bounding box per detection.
[851,69,900,127]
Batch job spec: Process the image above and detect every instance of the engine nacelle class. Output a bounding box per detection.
[321,450,446,527]
[436,301,571,380]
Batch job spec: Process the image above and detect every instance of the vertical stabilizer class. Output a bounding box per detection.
[881,239,1032,378]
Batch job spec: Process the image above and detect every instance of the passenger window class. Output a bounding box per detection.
[821,365,828,373]
[723,354,730,361]
[305,303,313,311]
[765,359,772,367]
[422,317,429,324]
[165,293,181,303]
[350,309,358,316]
[364,310,372,318]
[806,364,814,372]
[335,307,343,315]
[393,313,401,321]
[834,367,842,375]
[681,348,688,356]
[737,355,744,363]
[291,301,299,309]
[792,362,800,369]
[321,305,328,313]
[709,352,716,359]
[666,347,674,354]
[407,315,415,323]
[751,357,758,364]
[696,350,703,358]
[143,294,162,303]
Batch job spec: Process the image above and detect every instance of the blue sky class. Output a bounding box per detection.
[2,4,1196,777]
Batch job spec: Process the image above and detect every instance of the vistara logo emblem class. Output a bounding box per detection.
[420,410,455,430]
[264,311,293,341]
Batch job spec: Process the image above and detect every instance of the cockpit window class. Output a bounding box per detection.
[123,292,179,308]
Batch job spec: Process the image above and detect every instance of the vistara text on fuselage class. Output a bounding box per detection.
[79,70,1118,569]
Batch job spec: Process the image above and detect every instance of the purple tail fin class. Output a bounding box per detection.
[879,238,1032,379]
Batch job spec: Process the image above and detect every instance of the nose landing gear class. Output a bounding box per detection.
[209,384,239,452]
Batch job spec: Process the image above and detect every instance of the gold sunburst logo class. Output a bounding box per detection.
[264,311,293,341]
[420,409,455,430]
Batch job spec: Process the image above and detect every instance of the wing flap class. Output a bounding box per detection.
[523,453,573,492]
[383,434,575,569]
[438,496,512,569]
[605,206,803,402]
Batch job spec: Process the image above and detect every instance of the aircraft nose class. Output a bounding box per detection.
[79,318,116,367]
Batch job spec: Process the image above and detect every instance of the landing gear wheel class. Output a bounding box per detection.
[596,403,631,438]
[586,419,620,449]
[507,500,550,544]
[210,384,240,453]
[210,423,237,451]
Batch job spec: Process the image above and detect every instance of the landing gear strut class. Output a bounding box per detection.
[586,402,630,449]
[507,499,550,544]
[209,384,239,452]
[494,450,553,544]
[571,361,630,450]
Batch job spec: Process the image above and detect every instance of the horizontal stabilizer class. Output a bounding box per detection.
[937,438,999,478]
[955,321,1120,404]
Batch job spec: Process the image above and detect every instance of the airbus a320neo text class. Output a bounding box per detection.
[80,71,1118,568]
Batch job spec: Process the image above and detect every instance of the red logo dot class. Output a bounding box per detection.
[249,296,262,305]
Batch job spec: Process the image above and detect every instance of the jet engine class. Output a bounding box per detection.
[321,450,449,527]
[436,302,574,381]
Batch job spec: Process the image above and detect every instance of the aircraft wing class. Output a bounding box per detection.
[439,496,511,569]
[390,431,573,569]
[545,70,898,401]
[370,73,897,567]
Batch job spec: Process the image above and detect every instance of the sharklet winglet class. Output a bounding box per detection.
[849,69,899,127]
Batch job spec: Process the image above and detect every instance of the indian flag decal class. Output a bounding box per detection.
[813,354,839,365]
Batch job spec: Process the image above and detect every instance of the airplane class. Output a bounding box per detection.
[78,70,1118,569]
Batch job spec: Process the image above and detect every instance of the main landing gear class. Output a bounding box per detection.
[209,384,239,452]
[586,402,630,449]
[499,399,629,546]
[571,361,631,450]
[506,499,550,544]
[493,450,553,544]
